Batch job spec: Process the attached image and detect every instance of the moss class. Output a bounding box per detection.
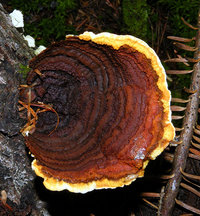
[18,64,31,79]
[156,0,199,38]
[122,0,150,41]
[9,0,78,46]
[9,0,199,48]
[121,0,199,48]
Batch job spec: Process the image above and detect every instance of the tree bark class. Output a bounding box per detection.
[0,4,49,215]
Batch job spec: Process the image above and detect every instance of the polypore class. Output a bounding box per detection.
[19,32,175,193]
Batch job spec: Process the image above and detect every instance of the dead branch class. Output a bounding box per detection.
[158,8,200,216]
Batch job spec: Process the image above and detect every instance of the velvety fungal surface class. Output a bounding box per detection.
[20,32,174,193]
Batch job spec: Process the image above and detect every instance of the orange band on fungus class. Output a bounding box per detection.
[20,32,175,193]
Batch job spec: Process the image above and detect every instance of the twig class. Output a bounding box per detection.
[189,148,200,156]
[142,198,158,210]
[166,70,193,74]
[140,192,160,198]
[193,135,200,143]
[181,17,198,30]
[159,8,200,216]
[175,127,184,132]
[171,115,185,120]
[194,128,200,136]
[191,141,200,149]
[173,42,197,51]
[170,106,186,111]
[164,57,188,63]
[180,183,200,197]
[171,98,190,103]
[182,176,200,189]
[175,199,200,215]
[167,35,196,42]
[188,153,200,160]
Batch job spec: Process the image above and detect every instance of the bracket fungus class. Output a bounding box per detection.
[19,32,175,193]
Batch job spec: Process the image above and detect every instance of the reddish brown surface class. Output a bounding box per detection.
[20,37,164,183]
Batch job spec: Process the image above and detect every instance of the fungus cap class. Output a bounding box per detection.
[20,32,175,193]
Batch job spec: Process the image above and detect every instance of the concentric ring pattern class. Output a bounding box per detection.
[21,32,174,193]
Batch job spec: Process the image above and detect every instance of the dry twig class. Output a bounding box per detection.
[159,9,200,216]
[175,199,200,215]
